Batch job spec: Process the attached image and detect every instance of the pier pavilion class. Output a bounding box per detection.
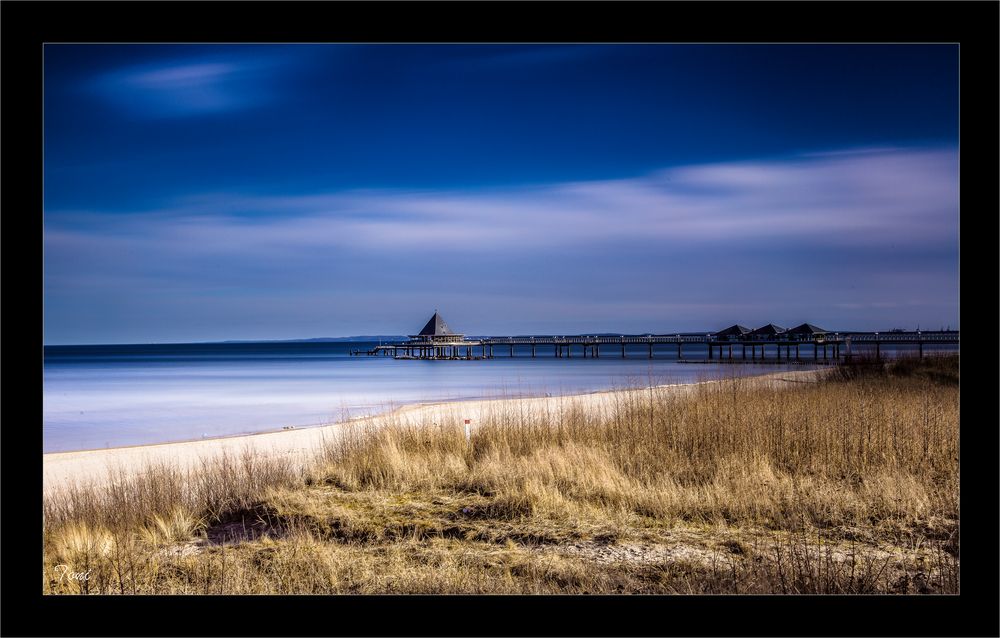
[750,323,787,340]
[404,311,473,359]
[714,324,752,341]
[785,323,828,340]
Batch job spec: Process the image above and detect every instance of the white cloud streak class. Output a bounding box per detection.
[92,54,291,118]
[48,146,958,257]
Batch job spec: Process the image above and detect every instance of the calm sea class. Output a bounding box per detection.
[42,341,951,453]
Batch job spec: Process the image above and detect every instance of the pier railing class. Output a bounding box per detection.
[472,332,957,345]
[844,332,957,343]
[477,335,709,345]
[360,331,958,360]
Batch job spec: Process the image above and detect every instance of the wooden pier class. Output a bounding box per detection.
[358,313,958,362]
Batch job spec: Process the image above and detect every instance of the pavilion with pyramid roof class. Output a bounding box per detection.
[409,310,466,344]
[392,310,475,359]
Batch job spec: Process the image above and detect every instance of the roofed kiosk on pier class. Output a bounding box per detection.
[409,310,465,344]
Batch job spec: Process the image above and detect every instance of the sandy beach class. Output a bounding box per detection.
[43,369,827,493]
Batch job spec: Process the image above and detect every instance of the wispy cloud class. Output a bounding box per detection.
[46,147,959,276]
[91,52,290,118]
[57,145,954,248]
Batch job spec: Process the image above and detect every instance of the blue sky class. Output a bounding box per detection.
[44,44,959,344]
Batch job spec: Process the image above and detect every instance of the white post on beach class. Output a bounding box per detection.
[464,418,471,443]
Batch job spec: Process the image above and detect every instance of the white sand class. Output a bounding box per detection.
[43,369,827,493]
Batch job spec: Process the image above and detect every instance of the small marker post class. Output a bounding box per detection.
[464,418,471,443]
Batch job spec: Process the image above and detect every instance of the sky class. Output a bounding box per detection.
[44,44,959,344]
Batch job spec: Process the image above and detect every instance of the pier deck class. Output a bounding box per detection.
[358,331,959,361]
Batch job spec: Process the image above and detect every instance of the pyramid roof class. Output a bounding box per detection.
[750,323,787,335]
[785,323,828,335]
[713,324,752,337]
[416,311,460,336]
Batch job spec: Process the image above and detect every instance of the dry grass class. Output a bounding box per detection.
[42,354,959,594]
[43,450,298,594]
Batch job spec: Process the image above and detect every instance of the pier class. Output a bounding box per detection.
[358,313,959,362]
